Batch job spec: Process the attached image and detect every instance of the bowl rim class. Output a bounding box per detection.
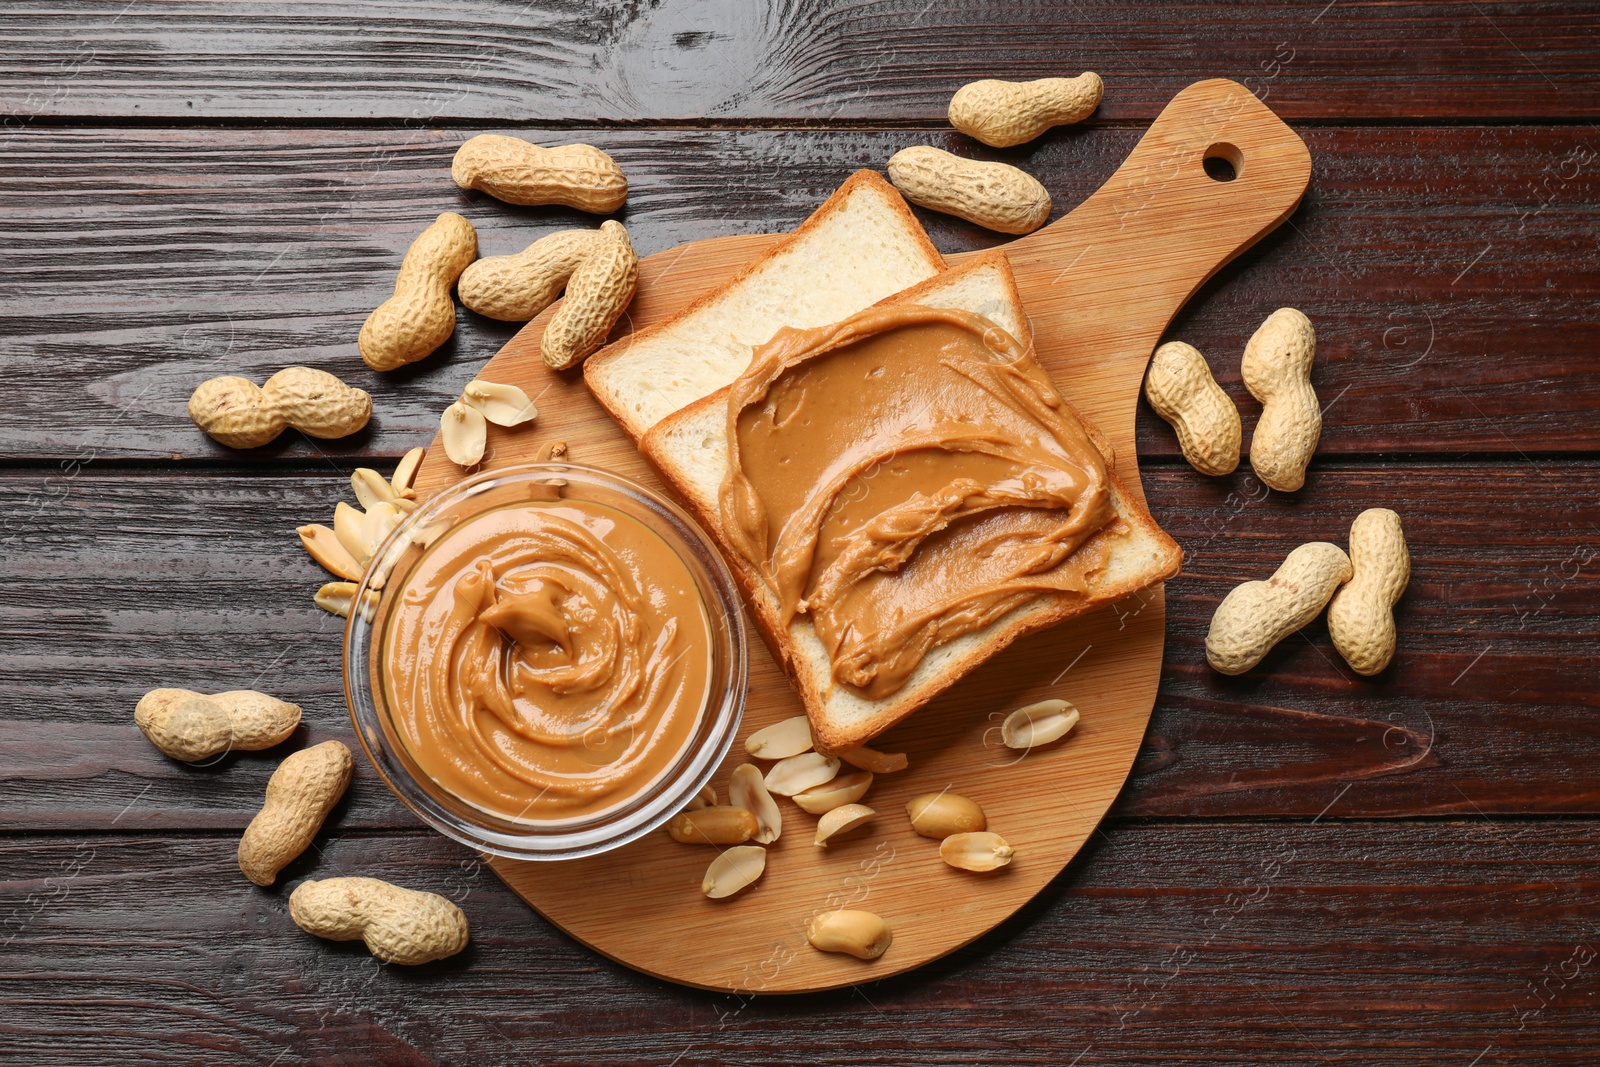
[342,461,748,862]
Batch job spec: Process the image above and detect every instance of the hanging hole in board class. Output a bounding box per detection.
[1203,142,1243,182]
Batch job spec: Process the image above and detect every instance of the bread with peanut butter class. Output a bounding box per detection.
[583,170,946,441]
[641,253,1182,752]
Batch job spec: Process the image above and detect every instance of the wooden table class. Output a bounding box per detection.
[3,3,1597,1063]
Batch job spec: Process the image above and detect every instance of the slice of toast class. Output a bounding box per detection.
[583,170,945,441]
[641,253,1183,752]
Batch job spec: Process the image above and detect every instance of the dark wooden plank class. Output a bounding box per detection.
[1,124,1597,462]
[2,462,1594,830]
[3,1,1597,123]
[1129,459,1600,817]
[4,822,1599,1063]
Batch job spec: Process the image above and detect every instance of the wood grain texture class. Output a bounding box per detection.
[1,124,1595,461]
[1136,457,1600,818]
[5,823,1600,1064]
[3,1,1597,122]
[3,462,1594,830]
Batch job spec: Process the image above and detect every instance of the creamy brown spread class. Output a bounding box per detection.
[720,304,1114,699]
[380,497,712,822]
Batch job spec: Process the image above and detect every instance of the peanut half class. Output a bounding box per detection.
[764,752,841,797]
[948,72,1103,147]
[459,228,607,322]
[238,740,354,886]
[728,763,783,844]
[807,910,893,960]
[314,581,378,622]
[906,792,986,839]
[359,501,403,561]
[702,845,766,900]
[333,501,367,561]
[461,380,539,428]
[940,831,1015,872]
[390,446,426,495]
[134,688,300,762]
[1327,508,1410,675]
[792,771,874,815]
[814,803,876,847]
[541,220,638,371]
[744,715,813,760]
[1242,308,1320,492]
[350,467,399,509]
[298,523,365,582]
[684,784,717,811]
[1206,542,1353,675]
[290,877,469,965]
[886,146,1051,235]
[359,212,478,372]
[1144,341,1241,476]
[451,135,628,214]
[667,805,758,846]
[1000,699,1080,751]
[441,400,489,468]
[189,368,371,449]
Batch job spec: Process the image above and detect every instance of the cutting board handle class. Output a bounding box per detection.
[1013,77,1312,299]
[1003,78,1312,397]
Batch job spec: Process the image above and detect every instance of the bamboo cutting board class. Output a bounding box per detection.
[403,79,1310,993]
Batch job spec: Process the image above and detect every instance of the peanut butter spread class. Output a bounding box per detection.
[720,304,1114,699]
[380,497,712,822]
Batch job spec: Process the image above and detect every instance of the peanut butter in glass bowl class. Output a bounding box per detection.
[344,464,747,861]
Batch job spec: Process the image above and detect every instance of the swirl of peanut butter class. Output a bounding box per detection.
[381,500,711,822]
[719,304,1113,699]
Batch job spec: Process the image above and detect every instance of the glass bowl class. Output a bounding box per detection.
[343,462,747,861]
